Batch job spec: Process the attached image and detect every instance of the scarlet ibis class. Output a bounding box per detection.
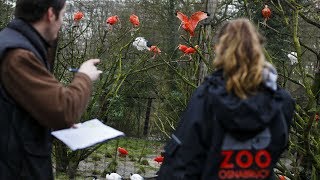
[178,44,198,60]
[178,44,188,52]
[176,11,208,37]
[73,11,84,21]
[73,11,84,27]
[118,147,128,156]
[130,14,140,27]
[184,47,197,54]
[154,156,164,164]
[149,45,161,58]
[106,172,122,180]
[106,15,119,25]
[262,5,271,26]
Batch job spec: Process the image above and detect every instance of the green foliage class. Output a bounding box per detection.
[140,159,149,165]
[137,165,146,174]
[104,159,118,174]
[0,0,13,29]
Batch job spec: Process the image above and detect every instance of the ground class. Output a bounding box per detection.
[55,137,164,179]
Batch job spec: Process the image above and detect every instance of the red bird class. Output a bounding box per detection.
[118,147,128,157]
[278,175,286,180]
[149,45,161,59]
[184,47,197,54]
[73,11,84,27]
[130,14,140,27]
[154,156,164,164]
[178,44,188,52]
[176,11,208,37]
[106,15,119,25]
[73,11,84,21]
[178,44,198,60]
[262,5,271,26]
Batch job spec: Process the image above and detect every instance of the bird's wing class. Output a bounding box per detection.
[189,11,208,33]
[176,11,189,24]
[178,44,188,52]
[130,14,140,26]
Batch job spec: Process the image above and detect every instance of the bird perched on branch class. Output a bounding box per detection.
[178,44,198,60]
[106,15,119,31]
[129,14,140,36]
[132,37,161,59]
[149,45,161,58]
[130,14,140,27]
[262,5,271,26]
[176,11,209,37]
[73,11,84,27]
[106,15,119,25]
[133,37,151,51]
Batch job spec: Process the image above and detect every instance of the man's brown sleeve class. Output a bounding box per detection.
[0,49,93,129]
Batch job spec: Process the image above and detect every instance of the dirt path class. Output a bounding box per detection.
[77,154,161,179]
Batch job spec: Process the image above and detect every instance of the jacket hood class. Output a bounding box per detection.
[205,70,282,139]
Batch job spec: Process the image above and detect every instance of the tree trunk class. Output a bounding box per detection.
[143,98,153,136]
[198,0,218,85]
[167,0,178,58]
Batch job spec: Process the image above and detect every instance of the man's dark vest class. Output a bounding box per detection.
[0,19,53,179]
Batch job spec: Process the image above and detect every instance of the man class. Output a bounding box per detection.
[0,0,102,179]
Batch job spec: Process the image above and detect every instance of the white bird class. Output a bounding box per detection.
[132,37,151,51]
[106,173,122,180]
[130,173,144,180]
[287,52,297,65]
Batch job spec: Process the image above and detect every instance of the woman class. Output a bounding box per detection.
[157,18,295,180]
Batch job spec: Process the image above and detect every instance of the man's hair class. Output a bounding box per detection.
[14,0,66,22]
[213,18,266,99]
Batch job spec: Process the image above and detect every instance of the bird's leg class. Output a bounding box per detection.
[130,27,139,37]
[179,54,186,59]
[151,53,156,59]
[106,24,113,32]
[177,23,182,31]
[72,20,79,28]
[263,18,267,27]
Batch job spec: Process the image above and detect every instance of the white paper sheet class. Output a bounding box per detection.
[51,119,125,151]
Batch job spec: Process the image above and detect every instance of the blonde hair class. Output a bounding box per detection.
[213,18,265,99]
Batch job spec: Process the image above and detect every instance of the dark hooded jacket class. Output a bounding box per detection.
[157,70,295,180]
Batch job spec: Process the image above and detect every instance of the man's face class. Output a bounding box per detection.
[46,3,66,42]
